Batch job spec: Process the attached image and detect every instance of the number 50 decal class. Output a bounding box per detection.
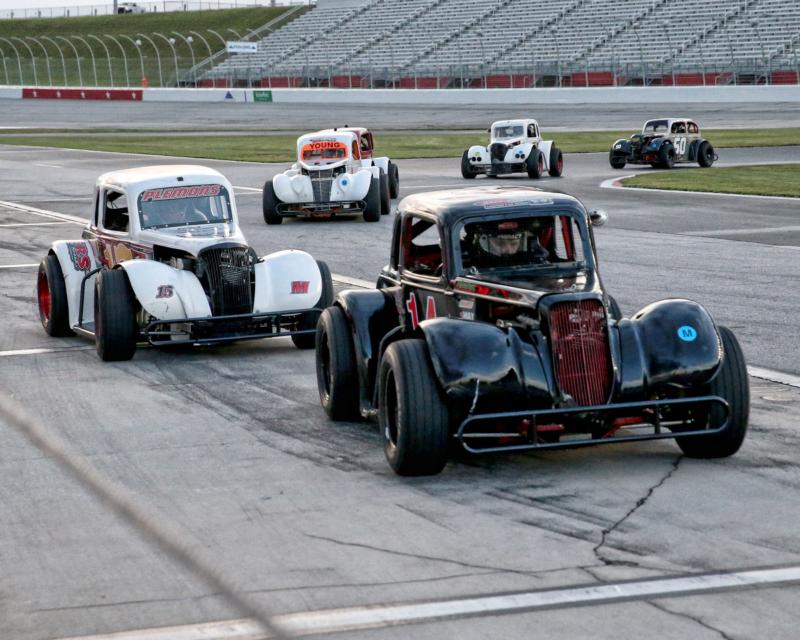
[673,136,686,155]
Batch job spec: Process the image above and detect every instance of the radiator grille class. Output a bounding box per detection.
[489,143,507,161]
[548,299,611,406]
[199,246,254,316]
[310,169,334,202]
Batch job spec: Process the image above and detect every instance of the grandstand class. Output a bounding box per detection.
[201,0,800,87]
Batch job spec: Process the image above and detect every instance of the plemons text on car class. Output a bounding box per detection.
[609,118,717,169]
[315,186,748,476]
[461,119,564,180]
[262,127,399,224]
[37,165,332,361]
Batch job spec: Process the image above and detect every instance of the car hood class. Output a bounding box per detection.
[137,224,248,255]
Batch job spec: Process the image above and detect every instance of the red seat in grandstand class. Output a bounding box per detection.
[771,70,799,85]
[570,72,614,87]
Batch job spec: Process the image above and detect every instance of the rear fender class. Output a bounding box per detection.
[336,288,399,411]
[419,317,551,412]
[619,298,721,393]
[254,249,322,313]
[49,239,102,328]
[273,172,313,203]
[119,259,210,320]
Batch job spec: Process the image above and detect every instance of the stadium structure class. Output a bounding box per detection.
[198,0,800,88]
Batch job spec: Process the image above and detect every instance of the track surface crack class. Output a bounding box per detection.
[649,601,735,640]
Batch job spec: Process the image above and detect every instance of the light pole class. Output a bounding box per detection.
[72,36,97,86]
[696,31,707,85]
[207,30,229,86]
[0,48,8,85]
[661,21,675,85]
[189,31,213,59]
[631,25,646,85]
[475,29,487,89]
[136,34,162,86]
[748,19,769,84]
[11,37,37,85]
[553,31,562,87]
[27,37,52,85]
[153,33,179,86]
[120,35,144,86]
[172,32,195,85]
[104,34,129,87]
[0,39,24,84]
[56,36,82,86]
[723,28,737,85]
[88,34,113,86]
[227,28,243,41]
[41,36,67,86]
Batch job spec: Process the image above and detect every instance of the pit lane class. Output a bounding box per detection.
[1,130,799,640]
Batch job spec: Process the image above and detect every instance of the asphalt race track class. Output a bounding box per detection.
[0,101,799,640]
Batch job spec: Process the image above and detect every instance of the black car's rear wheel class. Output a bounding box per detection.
[38,254,73,337]
[379,339,449,476]
[675,325,749,458]
[315,305,360,420]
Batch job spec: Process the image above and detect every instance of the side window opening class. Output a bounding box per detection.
[528,124,536,138]
[103,189,129,232]
[402,217,443,277]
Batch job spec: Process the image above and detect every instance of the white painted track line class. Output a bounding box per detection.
[0,221,74,227]
[0,263,38,269]
[330,273,374,289]
[0,346,95,358]
[747,366,800,389]
[0,199,87,224]
[58,565,800,640]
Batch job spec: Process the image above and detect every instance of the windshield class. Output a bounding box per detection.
[138,184,233,230]
[300,140,348,162]
[492,125,524,139]
[457,213,586,279]
[643,120,669,133]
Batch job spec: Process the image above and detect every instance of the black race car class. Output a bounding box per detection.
[609,118,717,169]
[315,186,748,476]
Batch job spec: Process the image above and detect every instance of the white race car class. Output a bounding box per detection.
[262,129,390,224]
[37,165,332,361]
[462,119,564,179]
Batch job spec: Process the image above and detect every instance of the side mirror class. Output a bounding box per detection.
[590,210,608,226]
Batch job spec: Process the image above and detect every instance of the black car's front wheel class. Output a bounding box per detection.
[675,325,749,458]
[698,140,715,167]
[609,151,626,169]
[379,339,449,476]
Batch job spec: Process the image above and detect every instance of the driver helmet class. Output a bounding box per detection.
[472,219,549,264]
[161,198,192,224]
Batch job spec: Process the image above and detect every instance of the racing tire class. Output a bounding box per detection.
[526,150,544,179]
[548,146,564,177]
[292,260,333,349]
[388,160,400,198]
[37,254,73,337]
[262,180,282,225]
[460,150,477,179]
[379,170,391,216]
[609,152,626,169]
[676,325,749,458]
[94,268,138,362]
[698,141,715,168]
[658,144,675,169]
[363,177,381,222]
[379,339,450,476]
[315,305,360,420]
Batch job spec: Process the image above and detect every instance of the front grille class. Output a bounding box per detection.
[548,299,611,406]
[489,142,507,161]
[199,246,254,316]
[310,169,334,202]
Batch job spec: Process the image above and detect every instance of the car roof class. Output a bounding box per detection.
[314,127,365,137]
[97,165,227,191]
[491,119,537,129]
[398,186,584,226]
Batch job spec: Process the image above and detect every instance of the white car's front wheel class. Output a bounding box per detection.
[262,181,282,225]
[94,269,138,362]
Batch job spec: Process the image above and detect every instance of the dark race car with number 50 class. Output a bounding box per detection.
[314,185,748,476]
[609,118,717,169]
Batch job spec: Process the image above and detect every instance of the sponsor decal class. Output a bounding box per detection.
[458,298,475,310]
[291,280,310,294]
[677,325,698,342]
[304,140,345,150]
[141,184,222,202]
[67,243,92,272]
[460,310,475,320]
[406,293,437,330]
[253,90,272,103]
[156,285,174,299]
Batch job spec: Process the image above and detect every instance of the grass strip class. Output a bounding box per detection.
[0,128,798,162]
[621,164,800,198]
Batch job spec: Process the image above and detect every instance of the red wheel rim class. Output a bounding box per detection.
[37,269,51,322]
[557,155,563,172]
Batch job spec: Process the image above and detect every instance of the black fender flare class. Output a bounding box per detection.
[418,317,552,413]
[335,288,400,409]
[610,139,632,156]
[617,298,721,397]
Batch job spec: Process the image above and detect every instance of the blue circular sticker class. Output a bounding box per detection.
[677,325,698,342]
[341,178,348,187]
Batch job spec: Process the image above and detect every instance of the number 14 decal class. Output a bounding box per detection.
[406,294,437,329]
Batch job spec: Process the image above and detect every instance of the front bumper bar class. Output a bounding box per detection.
[456,395,728,454]
[276,200,366,216]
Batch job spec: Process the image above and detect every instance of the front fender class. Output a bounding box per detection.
[254,249,322,313]
[617,298,721,396]
[468,145,488,164]
[119,259,211,320]
[503,142,534,164]
[610,139,631,155]
[419,318,551,412]
[273,172,313,203]
[330,169,372,201]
